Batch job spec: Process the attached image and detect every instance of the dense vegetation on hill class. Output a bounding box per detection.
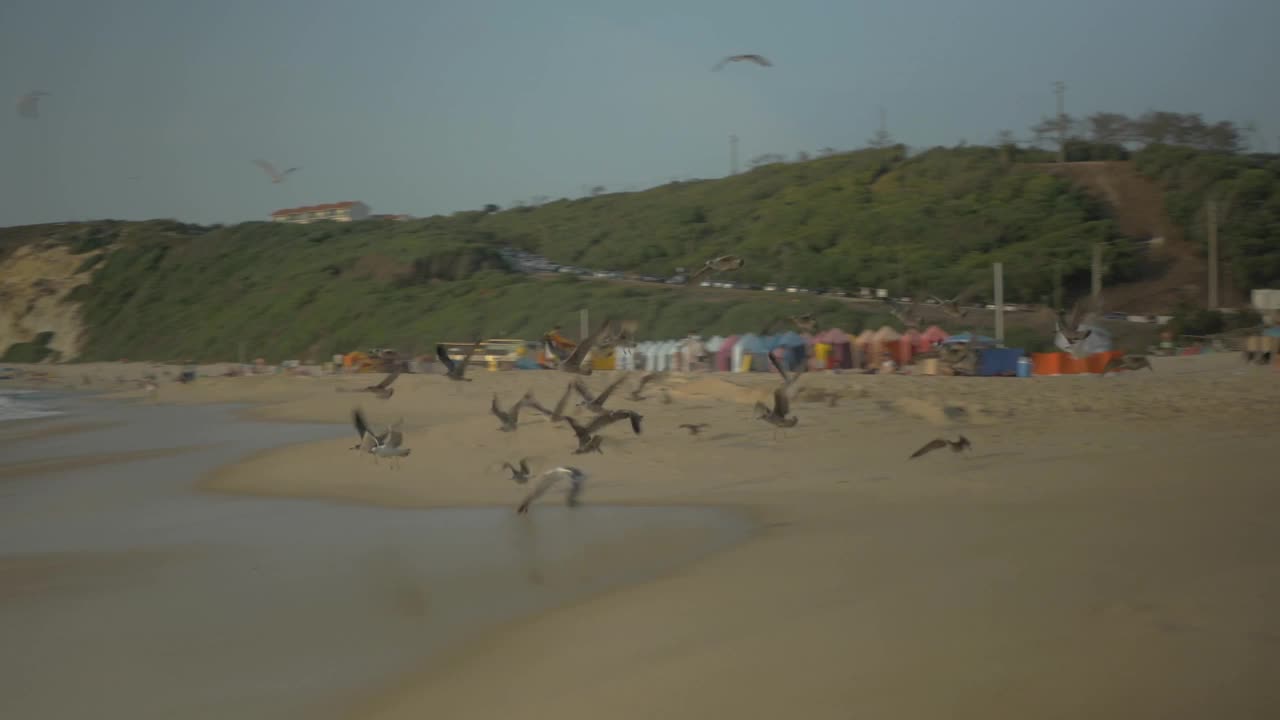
[33,220,906,361]
[2,111,1276,362]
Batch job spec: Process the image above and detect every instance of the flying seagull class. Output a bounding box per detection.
[348,369,400,399]
[687,255,745,285]
[573,374,629,415]
[1056,295,1100,353]
[628,371,666,401]
[909,435,972,459]
[350,407,402,452]
[768,350,805,388]
[525,382,576,424]
[790,314,818,333]
[712,54,773,71]
[755,370,800,436]
[16,91,49,119]
[883,297,922,330]
[503,458,533,484]
[492,391,534,431]
[679,423,709,436]
[930,284,983,320]
[561,410,640,455]
[557,315,614,376]
[517,466,589,514]
[1101,355,1153,374]
[351,408,410,468]
[437,341,483,381]
[253,159,299,183]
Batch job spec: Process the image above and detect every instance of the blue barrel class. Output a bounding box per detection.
[1016,356,1032,378]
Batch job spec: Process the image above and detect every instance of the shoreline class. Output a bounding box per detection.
[5,357,1280,717]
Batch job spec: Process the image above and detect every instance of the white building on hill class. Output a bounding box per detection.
[270,201,371,224]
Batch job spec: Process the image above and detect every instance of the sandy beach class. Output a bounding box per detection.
[5,354,1280,719]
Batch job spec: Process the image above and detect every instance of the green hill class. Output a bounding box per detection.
[2,139,1276,364]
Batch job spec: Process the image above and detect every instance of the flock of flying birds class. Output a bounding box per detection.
[15,51,768,187]
[342,311,974,514]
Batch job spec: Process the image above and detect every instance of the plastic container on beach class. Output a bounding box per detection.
[1016,356,1032,378]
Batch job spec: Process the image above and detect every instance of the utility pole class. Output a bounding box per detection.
[1053,81,1067,163]
[1207,200,1219,309]
[729,134,739,176]
[1053,262,1063,311]
[1091,243,1103,306]
[993,262,1005,344]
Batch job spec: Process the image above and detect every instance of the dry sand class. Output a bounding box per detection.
[7,354,1280,719]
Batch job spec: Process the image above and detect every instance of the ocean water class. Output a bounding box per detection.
[0,392,754,720]
[0,388,66,423]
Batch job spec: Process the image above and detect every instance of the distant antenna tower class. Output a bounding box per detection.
[867,107,893,148]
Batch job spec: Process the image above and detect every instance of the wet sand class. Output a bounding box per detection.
[5,353,1280,719]
[0,393,752,720]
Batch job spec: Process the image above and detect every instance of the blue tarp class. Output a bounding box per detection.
[977,348,1025,377]
[1264,326,1280,338]
[941,332,997,345]
[514,356,543,370]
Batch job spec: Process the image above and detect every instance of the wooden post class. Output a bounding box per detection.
[1207,200,1219,309]
[579,309,589,342]
[993,262,1005,344]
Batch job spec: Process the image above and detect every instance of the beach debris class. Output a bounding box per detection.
[711,54,772,71]
[628,371,666,401]
[909,435,972,459]
[1102,355,1153,374]
[573,374,629,414]
[525,382,576,424]
[679,423,709,436]
[253,159,299,183]
[437,341,482,382]
[503,458,533,484]
[687,255,745,285]
[517,466,589,514]
[492,391,534,431]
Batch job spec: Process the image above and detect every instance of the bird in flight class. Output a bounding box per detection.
[253,159,299,183]
[687,255,745,285]
[1101,355,1153,374]
[437,341,483,381]
[517,466,589,514]
[16,91,49,119]
[679,423,709,436]
[909,435,972,459]
[712,54,773,71]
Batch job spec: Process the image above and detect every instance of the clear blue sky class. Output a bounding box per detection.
[1,0,1277,227]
